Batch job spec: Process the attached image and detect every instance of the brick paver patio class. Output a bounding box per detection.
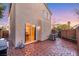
[7,38,78,56]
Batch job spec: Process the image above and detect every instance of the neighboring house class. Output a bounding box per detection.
[9,3,52,48]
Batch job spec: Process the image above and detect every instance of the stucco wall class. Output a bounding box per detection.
[11,3,51,47]
[9,4,16,47]
[41,18,51,41]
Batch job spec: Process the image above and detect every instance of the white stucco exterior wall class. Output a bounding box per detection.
[10,3,52,47]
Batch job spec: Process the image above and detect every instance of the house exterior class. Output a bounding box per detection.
[9,3,52,48]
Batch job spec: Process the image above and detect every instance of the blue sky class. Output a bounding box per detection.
[0,3,10,26]
[0,3,79,27]
[48,3,79,26]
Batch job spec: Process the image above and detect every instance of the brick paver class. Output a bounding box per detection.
[7,38,78,56]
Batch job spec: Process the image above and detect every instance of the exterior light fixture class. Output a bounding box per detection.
[37,26,40,30]
[32,25,35,27]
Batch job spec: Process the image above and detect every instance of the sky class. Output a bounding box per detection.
[48,3,79,26]
[0,3,10,26]
[0,3,79,27]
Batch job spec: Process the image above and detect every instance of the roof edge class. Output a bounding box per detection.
[44,3,52,15]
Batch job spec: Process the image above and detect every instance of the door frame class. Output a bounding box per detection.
[25,23,36,44]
